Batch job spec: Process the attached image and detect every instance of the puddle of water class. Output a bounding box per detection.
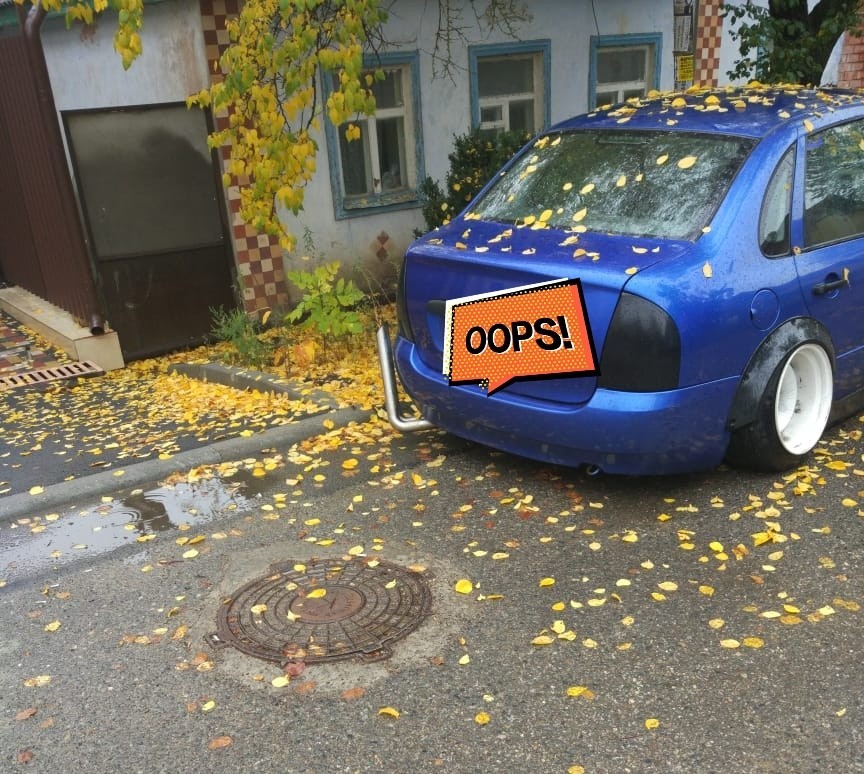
[0,477,251,583]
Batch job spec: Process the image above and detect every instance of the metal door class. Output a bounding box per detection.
[64,103,235,359]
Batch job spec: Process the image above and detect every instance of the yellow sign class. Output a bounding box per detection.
[677,55,694,82]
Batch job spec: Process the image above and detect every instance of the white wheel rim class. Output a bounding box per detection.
[774,343,833,455]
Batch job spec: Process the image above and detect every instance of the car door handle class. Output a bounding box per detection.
[812,275,850,295]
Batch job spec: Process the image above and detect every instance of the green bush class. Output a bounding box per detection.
[210,306,272,369]
[418,129,532,232]
[285,261,365,338]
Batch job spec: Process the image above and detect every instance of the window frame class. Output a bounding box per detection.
[323,51,424,220]
[588,33,662,109]
[759,145,796,258]
[802,118,864,249]
[469,40,552,134]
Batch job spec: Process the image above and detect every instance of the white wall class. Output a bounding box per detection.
[42,0,209,109]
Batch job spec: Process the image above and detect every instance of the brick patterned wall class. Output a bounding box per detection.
[694,0,724,86]
[838,32,864,88]
[199,0,290,317]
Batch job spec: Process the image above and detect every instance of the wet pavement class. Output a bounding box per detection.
[1,412,863,773]
[0,310,342,501]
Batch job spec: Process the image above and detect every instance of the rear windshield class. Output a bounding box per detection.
[468,130,756,240]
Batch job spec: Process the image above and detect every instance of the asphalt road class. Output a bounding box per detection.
[1,414,863,773]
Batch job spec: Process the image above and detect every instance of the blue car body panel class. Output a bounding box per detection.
[393,88,864,474]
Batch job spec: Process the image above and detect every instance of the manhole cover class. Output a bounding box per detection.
[210,558,432,665]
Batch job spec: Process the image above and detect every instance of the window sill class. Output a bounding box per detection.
[336,190,421,220]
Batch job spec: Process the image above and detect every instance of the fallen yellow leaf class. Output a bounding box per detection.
[531,635,555,646]
[566,686,596,700]
[23,675,52,687]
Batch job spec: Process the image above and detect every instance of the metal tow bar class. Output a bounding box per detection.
[376,323,433,432]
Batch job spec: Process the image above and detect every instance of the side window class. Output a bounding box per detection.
[759,147,795,257]
[590,34,661,108]
[325,53,423,218]
[804,120,864,248]
[470,42,551,134]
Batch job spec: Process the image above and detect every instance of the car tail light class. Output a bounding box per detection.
[598,293,680,391]
[395,258,414,342]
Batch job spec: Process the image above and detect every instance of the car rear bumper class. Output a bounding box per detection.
[388,333,738,475]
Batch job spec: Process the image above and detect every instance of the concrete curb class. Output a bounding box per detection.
[167,362,340,408]
[0,406,368,524]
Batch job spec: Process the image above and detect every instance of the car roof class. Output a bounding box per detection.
[553,85,864,139]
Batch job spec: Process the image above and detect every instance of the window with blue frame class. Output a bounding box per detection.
[590,34,662,108]
[324,52,423,218]
[469,41,551,134]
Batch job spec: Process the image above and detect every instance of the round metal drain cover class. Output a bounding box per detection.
[213,558,432,665]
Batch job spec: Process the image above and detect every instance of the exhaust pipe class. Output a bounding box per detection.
[376,323,433,433]
[585,464,602,476]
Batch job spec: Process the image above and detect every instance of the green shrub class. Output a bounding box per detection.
[285,261,365,338]
[418,129,532,232]
[210,306,272,369]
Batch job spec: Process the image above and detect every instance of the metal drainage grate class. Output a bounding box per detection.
[208,558,433,666]
[0,361,104,390]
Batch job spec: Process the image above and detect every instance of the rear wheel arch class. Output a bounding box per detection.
[725,317,835,471]
[727,317,835,432]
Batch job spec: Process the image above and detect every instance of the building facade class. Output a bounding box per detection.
[1,0,762,358]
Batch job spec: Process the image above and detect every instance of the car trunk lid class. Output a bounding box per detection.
[403,220,679,405]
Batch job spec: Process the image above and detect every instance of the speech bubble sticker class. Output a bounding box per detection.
[443,278,598,395]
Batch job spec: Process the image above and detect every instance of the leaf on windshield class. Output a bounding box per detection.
[677,155,697,170]
[656,154,669,165]
[580,182,595,195]
[573,208,587,222]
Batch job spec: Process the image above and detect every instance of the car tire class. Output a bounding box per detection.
[726,341,833,472]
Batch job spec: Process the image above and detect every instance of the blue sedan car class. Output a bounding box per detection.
[378,86,864,475]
